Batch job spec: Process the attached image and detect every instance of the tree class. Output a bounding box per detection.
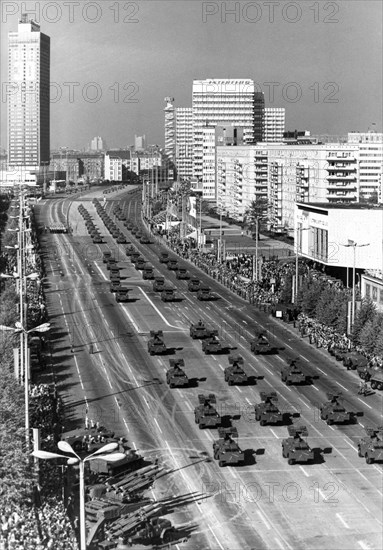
[243,197,270,233]
[373,320,383,356]
[298,279,326,316]
[359,315,383,355]
[352,297,377,345]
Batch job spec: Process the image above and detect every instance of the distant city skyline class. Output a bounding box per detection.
[1,1,382,151]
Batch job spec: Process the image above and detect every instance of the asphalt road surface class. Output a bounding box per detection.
[34,187,383,550]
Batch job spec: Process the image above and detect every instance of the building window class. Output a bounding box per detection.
[372,286,378,302]
[365,284,370,297]
[380,290,383,304]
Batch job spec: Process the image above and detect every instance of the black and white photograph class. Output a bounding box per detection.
[0,1,382,549]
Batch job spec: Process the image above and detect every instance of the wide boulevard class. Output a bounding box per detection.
[34,186,383,550]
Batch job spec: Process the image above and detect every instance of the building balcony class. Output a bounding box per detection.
[327,173,357,179]
[326,154,355,161]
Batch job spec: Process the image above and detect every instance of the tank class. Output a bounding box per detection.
[194,394,221,429]
[255,392,283,426]
[190,320,210,339]
[152,276,165,292]
[147,330,167,356]
[188,278,201,292]
[250,332,273,355]
[176,267,189,280]
[142,265,154,280]
[166,358,189,388]
[160,286,176,302]
[224,355,249,385]
[167,259,178,271]
[116,289,132,303]
[159,252,169,264]
[320,392,357,425]
[281,359,307,385]
[282,425,314,465]
[202,330,226,354]
[213,427,245,467]
[197,286,214,301]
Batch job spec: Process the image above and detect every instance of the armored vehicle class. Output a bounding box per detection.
[281,359,307,385]
[320,392,357,425]
[369,370,383,391]
[343,351,368,371]
[135,257,147,270]
[250,332,273,355]
[189,320,210,339]
[106,258,118,270]
[147,330,167,356]
[116,234,127,244]
[152,276,165,292]
[142,264,154,280]
[282,425,314,465]
[357,427,383,464]
[197,286,214,301]
[130,251,141,264]
[176,267,189,280]
[110,275,120,286]
[140,234,151,244]
[202,330,226,354]
[213,427,245,467]
[100,505,178,549]
[110,280,122,293]
[255,392,283,426]
[61,426,115,453]
[166,358,189,388]
[125,244,136,256]
[188,277,201,292]
[116,289,132,303]
[224,355,249,385]
[159,252,169,263]
[194,394,221,429]
[135,231,143,240]
[110,267,121,278]
[167,259,178,271]
[161,286,177,302]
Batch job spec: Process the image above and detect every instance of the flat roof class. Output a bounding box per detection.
[297,202,383,210]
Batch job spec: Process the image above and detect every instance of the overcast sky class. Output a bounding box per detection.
[1,0,382,150]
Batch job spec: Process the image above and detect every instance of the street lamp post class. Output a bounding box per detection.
[32,442,126,550]
[340,240,370,329]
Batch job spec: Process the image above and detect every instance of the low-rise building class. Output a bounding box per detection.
[295,202,382,271]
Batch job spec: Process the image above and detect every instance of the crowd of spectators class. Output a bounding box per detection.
[0,202,79,550]
[152,221,382,370]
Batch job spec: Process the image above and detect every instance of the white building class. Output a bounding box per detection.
[8,15,50,169]
[104,151,133,181]
[264,108,285,142]
[164,99,175,163]
[361,272,383,312]
[175,107,193,180]
[134,135,146,152]
[295,203,382,271]
[348,132,383,202]
[216,145,268,220]
[89,136,106,151]
[267,143,359,232]
[192,79,264,199]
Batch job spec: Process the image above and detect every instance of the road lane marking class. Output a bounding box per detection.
[257,510,271,530]
[95,263,108,281]
[300,355,310,362]
[208,525,225,550]
[336,381,348,391]
[299,465,309,477]
[336,513,350,529]
[138,287,185,329]
[270,429,279,439]
[312,385,319,391]
[357,398,372,409]
[317,367,328,377]
[121,305,140,332]
[154,418,162,433]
